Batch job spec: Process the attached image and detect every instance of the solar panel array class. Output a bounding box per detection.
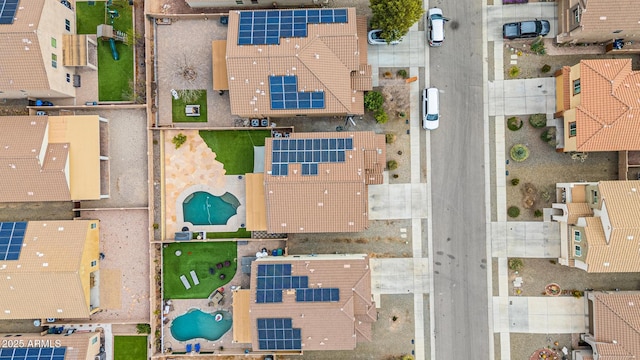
[256,264,340,303]
[269,76,325,110]
[0,0,19,25]
[0,222,26,261]
[270,137,353,176]
[296,288,339,302]
[257,318,302,350]
[0,347,67,360]
[237,9,348,45]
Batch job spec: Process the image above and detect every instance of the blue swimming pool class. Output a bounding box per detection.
[182,191,239,226]
[170,309,232,341]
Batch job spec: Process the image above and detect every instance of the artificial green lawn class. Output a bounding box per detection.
[76,1,134,101]
[203,228,251,239]
[172,90,208,122]
[199,130,271,175]
[163,242,237,299]
[113,336,147,360]
[76,1,106,35]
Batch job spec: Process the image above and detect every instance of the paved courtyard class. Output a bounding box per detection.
[155,18,235,127]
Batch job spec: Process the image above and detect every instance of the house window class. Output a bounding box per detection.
[574,230,581,242]
[575,245,582,257]
[51,37,57,48]
[569,122,577,137]
[613,30,622,34]
[91,223,97,229]
[251,0,258,3]
[66,73,71,83]
[573,7,581,24]
[65,19,70,31]
[92,337,98,345]
[91,260,97,267]
[573,79,581,95]
[235,0,242,3]
[51,54,57,68]
[591,190,598,204]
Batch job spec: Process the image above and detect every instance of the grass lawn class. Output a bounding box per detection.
[203,228,251,239]
[113,336,147,360]
[199,130,271,175]
[172,90,208,123]
[76,1,106,35]
[77,1,134,101]
[163,242,237,299]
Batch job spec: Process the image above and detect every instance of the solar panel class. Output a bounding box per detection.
[296,288,340,302]
[269,76,324,110]
[270,137,354,176]
[0,0,19,25]
[256,264,296,303]
[0,347,67,360]
[257,318,302,350]
[0,222,26,261]
[237,9,348,45]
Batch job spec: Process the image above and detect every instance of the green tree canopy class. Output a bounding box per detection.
[370,0,424,43]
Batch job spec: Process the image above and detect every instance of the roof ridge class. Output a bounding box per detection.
[298,37,353,112]
[595,294,640,337]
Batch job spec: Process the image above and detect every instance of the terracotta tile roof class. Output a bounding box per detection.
[0,116,70,202]
[0,332,100,358]
[263,131,385,233]
[574,59,640,151]
[0,220,98,320]
[249,254,376,351]
[0,0,49,92]
[589,291,640,359]
[225,8,371,118]
[561,66,571,111]
[566,203,593,224]
[579,0,640,35]
[581,181,640,272]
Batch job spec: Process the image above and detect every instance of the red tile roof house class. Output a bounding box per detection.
[224,8,372,118]
[245,131,386,234]
[232,254,376,353]
[554,59,640,153]
[552,180,640,272]
[572,291,640,360]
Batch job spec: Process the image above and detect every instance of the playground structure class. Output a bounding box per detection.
[97,24,128,60]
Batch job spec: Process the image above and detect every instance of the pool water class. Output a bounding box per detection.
[170,309,232,341]
[182,191,239,226]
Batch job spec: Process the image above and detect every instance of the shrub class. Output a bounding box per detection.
[507,206,521,218]
[387,160,398,170]
[508,257,524,271]
[529,113,547,128]
[172,133,187,149]
[364,91,384,112]
[384,71,393,78]
[510,144,529,162]
[572,290,584,298]
[397,69,408,79]
[508,66,520,78]
[534,209,543,217]
[398,111,406,118]
[540,128,555,143]
[136,323,151,334]
[531,37,546,55]
[375,109,389,124]
[507,116,523,131]
[541,64,551,73]
[385,133,397,144]
[511,178,520,186]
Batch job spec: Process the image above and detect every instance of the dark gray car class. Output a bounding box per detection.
[503,20,550,39]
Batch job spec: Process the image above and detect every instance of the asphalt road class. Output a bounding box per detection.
[427,0,490,358]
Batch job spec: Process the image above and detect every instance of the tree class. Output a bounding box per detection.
[370,0,424,44]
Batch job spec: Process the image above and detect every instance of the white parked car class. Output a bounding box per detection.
[422,88,440,130]
[171,89,179,100]
[427,8,445,47]
[367,29,402,45]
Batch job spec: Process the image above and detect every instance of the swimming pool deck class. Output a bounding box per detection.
[162,239,287,354]
[164,130,246,237]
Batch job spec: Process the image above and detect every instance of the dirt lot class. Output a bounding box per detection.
[504,120,618,221]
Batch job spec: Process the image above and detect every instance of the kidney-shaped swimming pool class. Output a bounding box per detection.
[170,309,232,341]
